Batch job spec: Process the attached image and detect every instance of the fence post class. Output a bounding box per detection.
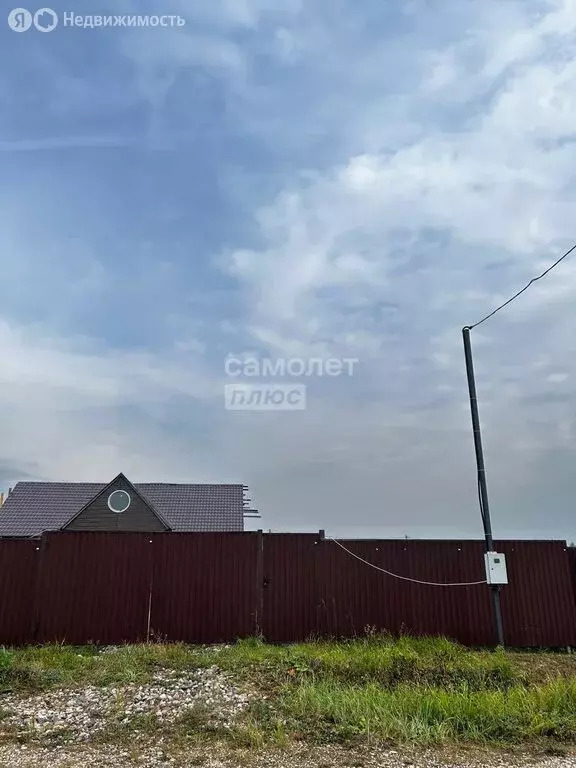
[255,530,264,638]
[316,530,325,638]
[146,537,154,643]
[31,533,49,643]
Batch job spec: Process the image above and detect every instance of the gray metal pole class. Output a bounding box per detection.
[462,326,505,647]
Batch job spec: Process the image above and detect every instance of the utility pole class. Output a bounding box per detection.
[462,326,505,647]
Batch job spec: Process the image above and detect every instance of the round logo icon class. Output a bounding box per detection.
[7,7,32,31]
[33,7,57,31]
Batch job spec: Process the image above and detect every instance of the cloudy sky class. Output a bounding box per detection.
[1,0,576,541]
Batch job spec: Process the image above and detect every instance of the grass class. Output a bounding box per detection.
[0,643,204,694]
[279,678,576,745]
[212,635,521,691]
[2,635,576,750]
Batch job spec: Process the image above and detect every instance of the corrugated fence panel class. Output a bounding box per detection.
[568,547,576,610]
[35,532,152,644]
[316,539,576,647]
[1,533,576,647]
[150,533,258,643]
[408,541,494,646]
[496,541,576,647]
[0,539,39,645]
[317,540,494,645]
[263,534,319,642]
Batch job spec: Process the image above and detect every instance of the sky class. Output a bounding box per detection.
[1,0,576,541]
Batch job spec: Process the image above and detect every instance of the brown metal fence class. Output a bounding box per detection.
[34,532,154,645]
[315,539,576,647]
[316,539,493,645]
[567,547,576,614]
[263,533,321,642]
[0,539,40,646]
[1,532,576,647]
[150,533,259,643]
[497,541,576,647]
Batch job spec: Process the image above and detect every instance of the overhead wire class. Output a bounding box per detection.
[329,537,487,587]
[331,246,576,588]
[467,241,576,329]
[465,241,576,541]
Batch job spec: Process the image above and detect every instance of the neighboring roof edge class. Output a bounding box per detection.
[60,472,172,531]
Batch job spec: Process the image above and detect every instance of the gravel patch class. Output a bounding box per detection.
[98,645,232,656]
[0,666,250,742]
[0,743,575,768]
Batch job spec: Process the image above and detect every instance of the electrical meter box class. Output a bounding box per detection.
[484,551,508,585]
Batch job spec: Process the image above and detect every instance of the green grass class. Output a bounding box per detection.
[2,636,576,749]
[0,643,207,694]
[278,678,576,745]
[210,635,521,693]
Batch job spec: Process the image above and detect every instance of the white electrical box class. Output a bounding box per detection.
[484,551,508,585]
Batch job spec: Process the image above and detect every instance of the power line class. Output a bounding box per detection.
[329,538,487,587]
[467,241,576,329]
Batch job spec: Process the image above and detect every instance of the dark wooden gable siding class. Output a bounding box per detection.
[64,475,168,532]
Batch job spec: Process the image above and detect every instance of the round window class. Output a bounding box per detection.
[108,489,131,514]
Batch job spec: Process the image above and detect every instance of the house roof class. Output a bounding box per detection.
[0,481,246,537]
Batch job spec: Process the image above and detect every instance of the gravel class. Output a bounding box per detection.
[2,656,576,766]
[0,666,250,742]
[98,645,232,656]
[0,743,575,768]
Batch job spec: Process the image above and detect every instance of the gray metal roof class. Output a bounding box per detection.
[0,482,246,537]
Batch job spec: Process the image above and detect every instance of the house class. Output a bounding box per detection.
[0,472,259,537]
